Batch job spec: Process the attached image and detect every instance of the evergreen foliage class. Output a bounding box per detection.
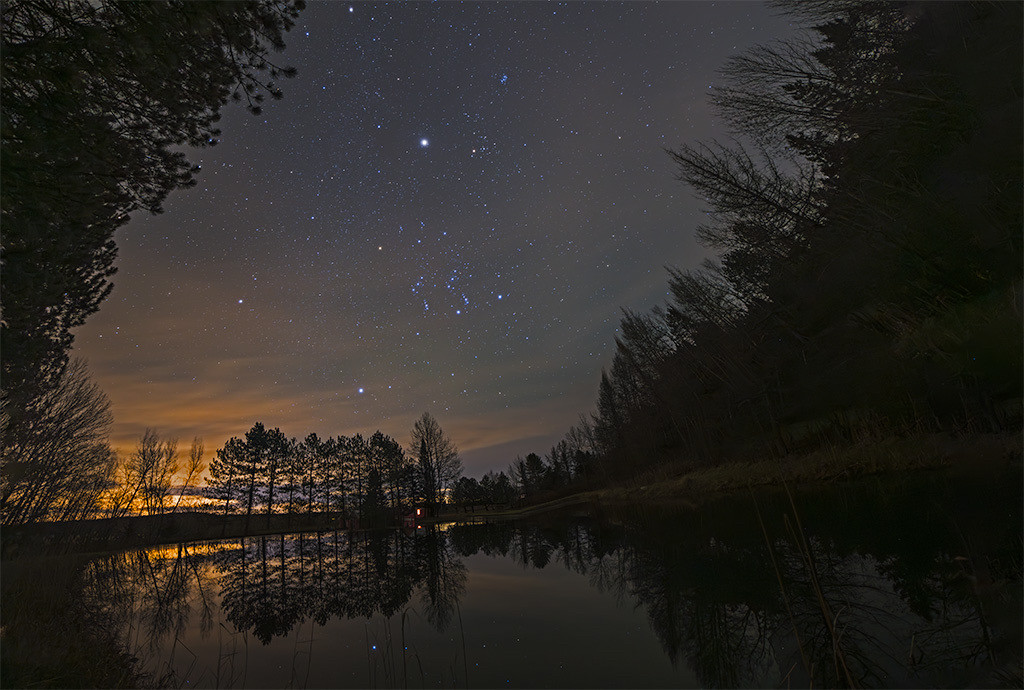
[1,0,305,488]
[536,0,1021,491]
[205,418,458,525]
[1,0,303,524]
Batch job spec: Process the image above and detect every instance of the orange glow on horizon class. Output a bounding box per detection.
[100,373,583,482]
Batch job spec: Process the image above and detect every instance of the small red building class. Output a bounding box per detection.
[401,506,426,528]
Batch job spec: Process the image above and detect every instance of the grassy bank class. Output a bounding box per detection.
[454,431,1022,520]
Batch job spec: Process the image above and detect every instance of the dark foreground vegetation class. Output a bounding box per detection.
[501,1,1022,503]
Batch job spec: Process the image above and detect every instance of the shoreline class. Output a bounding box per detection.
[4,431,1019,558]
[433,430,1022,521]
[0,511,350,560]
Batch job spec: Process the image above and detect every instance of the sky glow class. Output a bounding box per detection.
[72,2,793,475]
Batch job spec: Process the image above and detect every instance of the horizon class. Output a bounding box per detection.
[72,2,795,478]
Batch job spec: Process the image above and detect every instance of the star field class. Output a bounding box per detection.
[73,2,794,474]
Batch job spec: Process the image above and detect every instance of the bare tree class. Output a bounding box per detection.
[123,429,179,516]
[411,413,462,511]
[171,437,205,514]
[0,358,116,524]
[712,4,911,157]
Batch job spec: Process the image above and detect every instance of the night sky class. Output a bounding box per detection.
[72,2,794,476]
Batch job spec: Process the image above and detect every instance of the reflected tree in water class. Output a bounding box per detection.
[37,479,1020,689]
[415,526,468,631]
[207,526,468,645]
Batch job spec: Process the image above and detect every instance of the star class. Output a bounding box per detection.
[66,0,800,481]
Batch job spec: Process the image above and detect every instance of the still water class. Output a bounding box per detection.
[6,468,1022,688]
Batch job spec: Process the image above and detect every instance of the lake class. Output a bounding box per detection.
[2,466,1020,688]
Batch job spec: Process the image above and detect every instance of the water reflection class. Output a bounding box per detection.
[214,529,466,644]
[9,472,1020,688]
[602,477,1024,689]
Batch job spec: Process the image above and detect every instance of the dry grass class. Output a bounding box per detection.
[503,431,1022,515]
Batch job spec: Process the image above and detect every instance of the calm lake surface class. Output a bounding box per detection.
[5,467,1021,688]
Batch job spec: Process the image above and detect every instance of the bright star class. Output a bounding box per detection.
[237,299,244,304]
[358,387,364,394]
[420,138,429,148]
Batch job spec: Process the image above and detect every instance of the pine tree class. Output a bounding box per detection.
[2,0,305,455]
[207,437,246,516]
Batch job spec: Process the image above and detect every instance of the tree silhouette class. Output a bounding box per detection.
[1,0,304,485]
[411,413,462,512]
[207,436,244,516]
[563,0,1022,483]
[128,428,179,516]
[0,358,115,524]
[205,422,289,528]
[297,433,327,515]
[369,430,409,514]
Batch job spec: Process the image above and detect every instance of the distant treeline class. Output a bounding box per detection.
[199,413,515,527]
[513,0,1022,496]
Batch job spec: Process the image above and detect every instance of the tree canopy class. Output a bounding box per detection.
[554,0,1022,485]
[411,412,463,509]
[1,1,304,525]
[1,0,304,433]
